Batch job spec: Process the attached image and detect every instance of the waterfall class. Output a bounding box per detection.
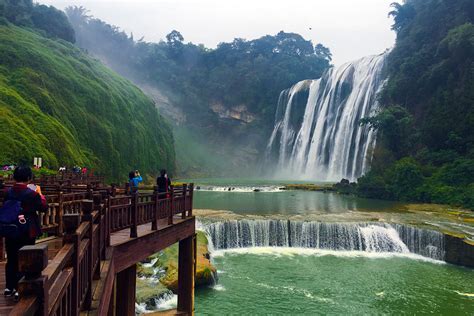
[204,220,445,261]
[266,52,388,181]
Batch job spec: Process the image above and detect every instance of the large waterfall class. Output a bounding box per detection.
[266,52,388,181]
[204,220,445,261]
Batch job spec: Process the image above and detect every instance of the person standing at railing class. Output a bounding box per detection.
[129,170,143,194]
[1,166,48,300]
[156,169,172,199]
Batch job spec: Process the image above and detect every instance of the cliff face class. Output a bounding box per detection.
[210,103,256,123]
[0,23,175,178]
[356,0,474,208]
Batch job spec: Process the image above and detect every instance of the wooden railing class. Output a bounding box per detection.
[5,183,194,315]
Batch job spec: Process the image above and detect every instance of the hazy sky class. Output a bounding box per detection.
[39,0,396,65]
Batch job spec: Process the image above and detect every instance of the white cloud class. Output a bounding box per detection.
[38,0,396,65]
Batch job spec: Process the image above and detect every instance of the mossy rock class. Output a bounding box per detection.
[136,278,171,310]
[138,231,217,295]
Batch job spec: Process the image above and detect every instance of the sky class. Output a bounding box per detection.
[38,0,396,66]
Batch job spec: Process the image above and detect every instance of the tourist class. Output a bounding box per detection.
[129,170,142,194]
[156,169,172,198]
[2,166,47,300]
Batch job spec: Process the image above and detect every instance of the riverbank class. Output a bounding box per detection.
[282,183,335,192]
[136,231,216,312]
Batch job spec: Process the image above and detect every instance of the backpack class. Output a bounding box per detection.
[0,189,30,238]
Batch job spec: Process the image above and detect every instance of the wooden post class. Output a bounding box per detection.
[94,194,106,261]
[87,184,93,200]
[168,186,174,225]
[130,193,138,238]
[17,244,49,315]
[152,187,159,230]
[177,235,195,314]
[189,183,194,217]
[82,200,94,309]
[111,184,117,197]
[58,191,64,236]
[63,213,81,315]
[108,280,116,316]
[182,184,187,219]
[115,264,136,316]
[124,182,130,195]
[106,196,111,248]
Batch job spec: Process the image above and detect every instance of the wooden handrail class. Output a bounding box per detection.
[6,180,195,315]
[43,243,74,286]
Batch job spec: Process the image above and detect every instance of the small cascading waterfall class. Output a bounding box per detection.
[266,52,388,181]
[204,220,445,261]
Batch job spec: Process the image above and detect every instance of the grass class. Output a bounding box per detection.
[0,23,175,180]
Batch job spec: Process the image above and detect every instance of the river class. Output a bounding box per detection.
[174,179,474,314]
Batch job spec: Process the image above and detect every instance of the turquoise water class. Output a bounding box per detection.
[178,179,473,315]
[181,178,403,215]
[196,251,474,315]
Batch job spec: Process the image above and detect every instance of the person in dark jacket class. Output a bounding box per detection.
[156,169,172,195]
[3,166,48,299]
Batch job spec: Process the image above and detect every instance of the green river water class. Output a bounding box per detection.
[195,252,474,315]
[173,179,474,315]
[186,178,403,215]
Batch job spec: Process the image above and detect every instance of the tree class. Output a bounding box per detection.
[166,30,184,46]
[388,158,424,200]
[314,43,332,61]
[65,6,90,26]
[388,1,416,33]
[32,4,75,42]
[360,105,418,158]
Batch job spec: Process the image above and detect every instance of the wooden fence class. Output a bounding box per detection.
[2,181,194,315]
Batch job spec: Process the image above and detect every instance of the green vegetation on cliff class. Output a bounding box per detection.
[64,7,332,176]
[357,0,474,209]
[0,0,75,42]
[0,20,175,178]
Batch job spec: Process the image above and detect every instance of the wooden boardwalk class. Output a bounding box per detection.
[0,174,196,315]
[0,263,17,314]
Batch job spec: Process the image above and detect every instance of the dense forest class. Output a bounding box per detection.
[356,0,474,208]
[65,6,333,176]
[0,0,175,179]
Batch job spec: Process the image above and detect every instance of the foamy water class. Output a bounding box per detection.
[195,185,284,193]
[211,247,445,264]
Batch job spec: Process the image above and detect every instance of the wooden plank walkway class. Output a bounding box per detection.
[110,217,189,246]
[0,175,195,315]
[0,217,194,315]
[0,263,16,315]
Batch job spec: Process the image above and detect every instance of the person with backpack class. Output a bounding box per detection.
[1,166,47,300]
[128,170,143,194]
[156,169,172,198]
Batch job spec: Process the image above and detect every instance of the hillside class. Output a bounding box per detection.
[0,21,175,179]
[357,0,474,208]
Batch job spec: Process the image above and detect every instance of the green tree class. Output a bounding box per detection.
[360,105,418,158]
[387,158,424,200]
[388,1,416,33]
